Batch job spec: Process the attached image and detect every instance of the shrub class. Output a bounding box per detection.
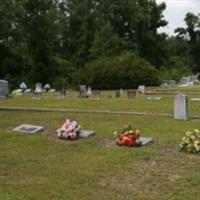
[78,52,160,89]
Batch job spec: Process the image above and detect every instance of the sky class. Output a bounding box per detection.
[156,0,200,35]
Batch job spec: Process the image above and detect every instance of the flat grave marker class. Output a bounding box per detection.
[79,130,96,138]
[13,124,44,134]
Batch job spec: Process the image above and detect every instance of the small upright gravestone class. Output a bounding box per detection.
[127,90,136,99]
[174,94,188,120]
[20,82,27,92]
[79,85,87,98]
[44,83,51,92]
[0,80,9,99]
[90,90,100,100]
[116,90,121,98]
[58,88,67,100]
[33,83,43,99]
[87,86,92,98]
[138,85,145,94]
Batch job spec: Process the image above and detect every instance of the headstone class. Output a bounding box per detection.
[0,80,9,99]
[33,83,43,99]
[79,85,87,98]
[127,90,136,99]
[19,82,27,92]
[116,90,120,98]
[24,89,32,93]
[138,85,145,94]
[174,94,188,120]
[48,89,56,93]
[44,83,51,92]
[13,124,44,134]
[90,90,100,100]
[87,86,92,98]
[120,88,123,97]
[35,83,42,94]
[79,130,96,138]
[58,88,67,99]
[12,89,23,96]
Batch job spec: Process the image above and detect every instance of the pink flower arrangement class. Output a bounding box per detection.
[57,119,81,140]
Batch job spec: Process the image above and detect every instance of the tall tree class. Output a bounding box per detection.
[175,13,200,71]
[23,0,60,83]
[61,0,97,66]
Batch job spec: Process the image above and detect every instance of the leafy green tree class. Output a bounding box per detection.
[175,13,200,71]
[61,0,97,66]
[90,21,122,59]
[23,0,60,83]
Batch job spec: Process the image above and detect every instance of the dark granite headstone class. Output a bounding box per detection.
[79,85,87,98]
[0,80,9,99]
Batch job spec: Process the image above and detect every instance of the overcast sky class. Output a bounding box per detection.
[156,0,200,35]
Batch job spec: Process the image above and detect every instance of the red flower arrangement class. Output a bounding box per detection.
[113,125,142,147]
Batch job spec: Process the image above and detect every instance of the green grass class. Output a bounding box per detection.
[1,110,200,200]
[1,87,200,115]
[1,86,200,199]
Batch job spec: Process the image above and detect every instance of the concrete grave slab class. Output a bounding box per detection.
[13,124,44,134]
[190,98,200,101]
[140,137,153,146]
[79,130,95,138]
[147,96,162,100]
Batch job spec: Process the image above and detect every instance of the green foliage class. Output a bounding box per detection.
[90,22,122,59]
[175,13,200,71]
[52,55,75,89]
[159,56,192,82]
[79,52,160,89]
[0,0,199,88]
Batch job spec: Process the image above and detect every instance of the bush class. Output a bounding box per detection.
[78,52,160,89]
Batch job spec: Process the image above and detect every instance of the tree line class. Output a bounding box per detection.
[0,0,199,89]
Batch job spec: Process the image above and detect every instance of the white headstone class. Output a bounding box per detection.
[138,85,145,94]
[87,86,92,97]
[35,83,42,94]
[20,82,27,90]
[174,94,188,120]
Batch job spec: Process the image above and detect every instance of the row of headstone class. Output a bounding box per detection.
[160,80,176,88]
[179,74,199,87]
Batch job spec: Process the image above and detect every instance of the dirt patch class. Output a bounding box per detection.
[46,132,80,144]
[100,139,120,148]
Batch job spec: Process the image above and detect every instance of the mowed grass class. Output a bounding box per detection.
[1,111,200,200]
[1,86,200,115]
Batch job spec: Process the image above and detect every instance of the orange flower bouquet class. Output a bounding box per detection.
[113,125,142,147]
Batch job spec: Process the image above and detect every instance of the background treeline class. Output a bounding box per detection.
[0,0,200,89]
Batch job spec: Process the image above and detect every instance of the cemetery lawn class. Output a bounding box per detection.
[1,111,200,200]
[1,86,200,115]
